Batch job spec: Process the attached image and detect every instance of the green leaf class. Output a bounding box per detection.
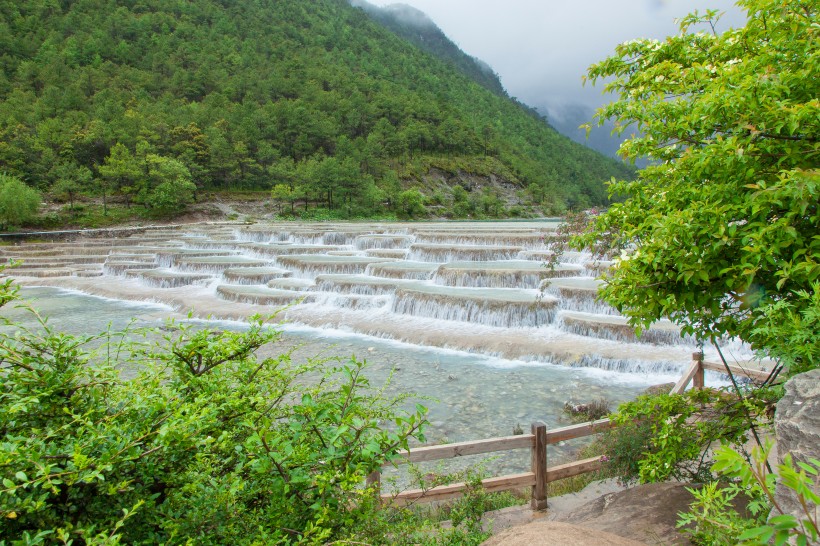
[738,526,774,542]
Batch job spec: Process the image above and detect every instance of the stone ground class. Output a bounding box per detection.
[477,479,700,545]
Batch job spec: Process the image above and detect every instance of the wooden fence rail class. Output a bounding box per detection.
[370,352,773,510]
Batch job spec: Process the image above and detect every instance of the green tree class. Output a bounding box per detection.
[0,173,40,230]
[451,184,474,218]
[98,143,140,214]
[141,155,197,215]
[271,182,302,214]
[576,0,819,371]
[378,170,402,210]
[479,187,504,217]
[50,163,92,212]
[397,188,427,219]
[526,182,546,206]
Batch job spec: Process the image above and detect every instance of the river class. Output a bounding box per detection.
[2,221,749,476]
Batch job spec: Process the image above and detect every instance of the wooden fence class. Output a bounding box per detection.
[369,352,773,510]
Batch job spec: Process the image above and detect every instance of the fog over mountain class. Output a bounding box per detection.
[349,0,508,97]
[363,0,746,159]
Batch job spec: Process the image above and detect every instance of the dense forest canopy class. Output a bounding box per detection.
[0,0,631,217]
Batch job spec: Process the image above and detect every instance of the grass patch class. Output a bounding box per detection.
[206,189,271,202]
[563,397,611,423]
[397,489,527,526]
[26,203,151,230]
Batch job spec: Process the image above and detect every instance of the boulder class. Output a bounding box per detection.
[774,369,820,534]
[551,481,697,545]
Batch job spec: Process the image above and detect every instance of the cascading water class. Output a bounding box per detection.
[2,221,757,470]
[275,255,394,277]
[1,221,731,366]
[126,269,213,288]
[391,286,558,327]
[365,261,439,280]
[433,260,582,289]
[408,243,524,262]
[354,234,414,250]
[222,266,292,284]
[175,256,271,274]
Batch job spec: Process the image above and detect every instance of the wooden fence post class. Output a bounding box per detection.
[531,421,547,510]
[692,351,704,389]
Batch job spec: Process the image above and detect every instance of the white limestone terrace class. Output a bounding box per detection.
[1,220,751,375]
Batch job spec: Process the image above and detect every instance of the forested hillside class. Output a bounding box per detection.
[350,1,508,97]
[0,0,632,219]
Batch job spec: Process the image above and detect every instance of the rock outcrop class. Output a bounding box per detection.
[479,479,702,545]
[551,481,697,545]
[774,369,820,537]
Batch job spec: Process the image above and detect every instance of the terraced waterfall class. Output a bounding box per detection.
[2,221,747,469]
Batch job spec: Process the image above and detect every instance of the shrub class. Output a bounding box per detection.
[0,280,427,544]
[0,173,40,230]
[599,388,777,485]
[397,188,427,219]
[678,443,820,546]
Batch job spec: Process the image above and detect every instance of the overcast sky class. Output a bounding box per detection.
[366,0,746,115]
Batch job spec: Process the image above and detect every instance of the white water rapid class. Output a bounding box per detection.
[2,221,753,474]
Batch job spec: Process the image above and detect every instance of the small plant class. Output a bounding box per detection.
[0,173,41,230]
[563,397,611,422]
[599,388,776,485]
[678,442,820,546]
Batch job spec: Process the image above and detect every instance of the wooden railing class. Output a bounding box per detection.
[370,352,773,510]
[670,351,772,394]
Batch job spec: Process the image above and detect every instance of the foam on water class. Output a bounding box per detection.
[392,286,557,327]
[409,243,524,262]
[6,221,736,386]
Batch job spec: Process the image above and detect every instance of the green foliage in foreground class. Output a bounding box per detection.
[678,443,819,546]
[575,0,819,372]
[0,274,514,545]
[599,388,777,485]
[600,384,820,544]
[0,279,434,544]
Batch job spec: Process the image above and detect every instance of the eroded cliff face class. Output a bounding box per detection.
[416,168,526,203]
[774,369,820,539]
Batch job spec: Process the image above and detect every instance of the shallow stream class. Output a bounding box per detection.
[2,221,751,480]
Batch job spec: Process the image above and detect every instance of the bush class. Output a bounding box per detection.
[599,388,777,485]
[749,285,820,378]
[0,279,428,544]
[563,398,611,422]
[0,173,40,230]
[396,188,427,219]
[678,443,820,546]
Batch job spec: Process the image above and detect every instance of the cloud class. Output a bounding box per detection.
[365,0,745,110]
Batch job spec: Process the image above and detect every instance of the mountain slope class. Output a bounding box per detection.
[353,2,635,169]
[349,1,507,97]
[0,0,632,216]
